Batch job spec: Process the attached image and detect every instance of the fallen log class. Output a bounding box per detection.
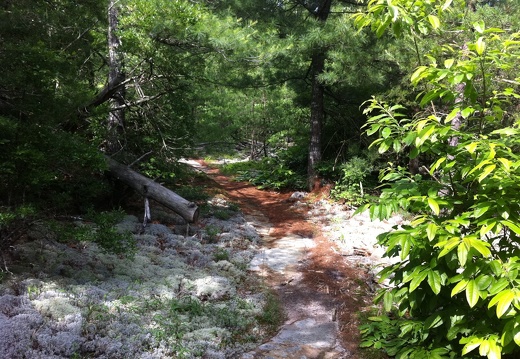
[106,156,199,223]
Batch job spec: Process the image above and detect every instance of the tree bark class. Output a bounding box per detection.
[106,157,199,223]
[307,0,332,190]
[106,0,126,154]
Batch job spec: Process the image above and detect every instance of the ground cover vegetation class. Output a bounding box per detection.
[1,0,520,357]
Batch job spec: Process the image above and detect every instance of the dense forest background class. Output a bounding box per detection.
[2,0,520,357]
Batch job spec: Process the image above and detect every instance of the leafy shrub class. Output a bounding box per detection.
[327,156,374,205]
[221,157,307,190]
[53,209,136,257]
[356,2,520,358]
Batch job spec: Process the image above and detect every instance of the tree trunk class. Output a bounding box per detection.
[306,0,332,190]
[106,0,126,154]
[106,157,199,223]
[308,50,326,190]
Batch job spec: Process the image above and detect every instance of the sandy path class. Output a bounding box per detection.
[193,160,379,359]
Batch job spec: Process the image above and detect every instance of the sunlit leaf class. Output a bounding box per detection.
[476,37,486,56]
[428,197,440,215]
[427,15,440,29]
[466,279,479,307]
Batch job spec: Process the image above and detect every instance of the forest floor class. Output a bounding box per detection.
[192,159,403,358]
[0,158,403,359]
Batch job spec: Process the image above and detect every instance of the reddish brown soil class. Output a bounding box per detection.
[198,161,372,358]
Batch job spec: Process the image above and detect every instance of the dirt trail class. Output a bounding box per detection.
[195,161,374,359]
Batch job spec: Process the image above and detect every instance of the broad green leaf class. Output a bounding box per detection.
[424,313,443,329]
[514,326,520,346]
[462,336,482,355]
[426,223,437,241]
[489,278,509,295]
[479,339,490,356]
[476,37,486,56]
[474,203,491,218]
[466,279,479,307]
[445,107,460,123]
[427,270,442,295]
[444,58,455,69]
[388,4,399,21]
[400,234,411,260]
[378,140,391,153]
[497,290,515,318]
[498,158,511,172]
[411,66,428,84]
[487,339,500,359]
[376,15,392,37]
[383,290,393,312]
[381,127,392,138]
[366,124,381,136]
[458,242,468,266]
[476,275,493,291]
[468,238,491,257]
[501,220,520,235]
[474,20,486,34]
[465,142,478,154]
[430,157,446,174]
[451,278,468,297]
[480,222,496,238]
[410,269,428,292]
[478,164,496,182]
[461,106,474,118]
[437,237,460,258]
[427,15,440,29]
[489,290,511,309]
[428,197,440,215]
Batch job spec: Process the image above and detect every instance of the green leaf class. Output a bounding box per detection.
[476,37,486,56]
[474,203,491,218]
[428,197,440,215]
[496,290,515,318]
[462,336,482,355]
[488,339,501,359]
[451,278,468,297]
[473,20,485,34]
[478,164,496,182]
[411,66,428,84]
[458,242,469,266]
[468,238,491,257]
[466,279,479,307]
[381,127,392,138]
[424,313,443,329]
[366,124,381,136]
[465,142,478,154]
[383,290,393,312]
[428,270,442,295]
[426,223,437,241]
[410,268,428,292]
[498,158,511,172]
[427,15,440,29]
[445,107,460,123]
[501,220,520,235]
[444,58,454,69]
[400,234,411,260]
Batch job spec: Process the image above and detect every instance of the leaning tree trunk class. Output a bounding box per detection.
[106,157,199,223]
